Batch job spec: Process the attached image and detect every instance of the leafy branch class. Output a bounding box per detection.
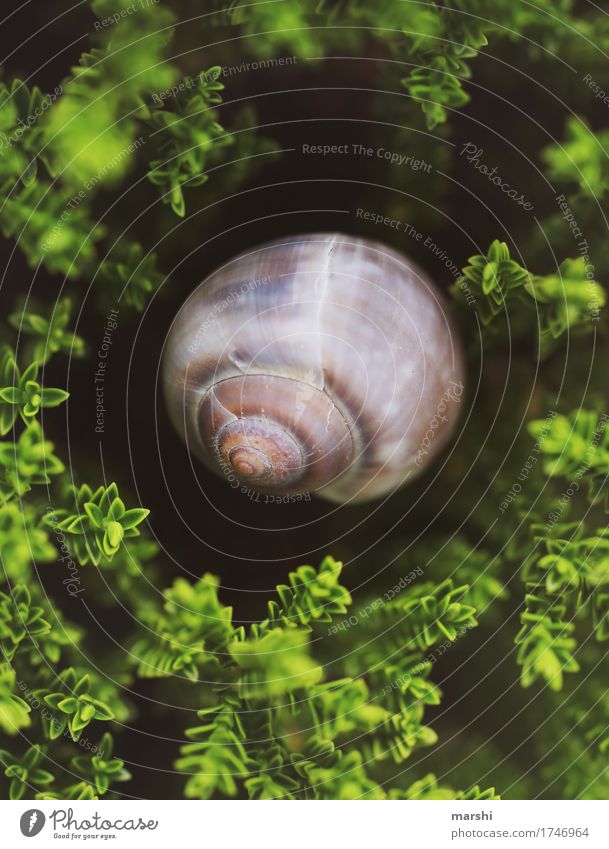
[454,240,605,355]
[0,347,68,434]
[44,482,149,566]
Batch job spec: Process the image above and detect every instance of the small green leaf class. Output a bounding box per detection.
[120,507,150,530]
[40,387,69,407]
[84,502,104,528]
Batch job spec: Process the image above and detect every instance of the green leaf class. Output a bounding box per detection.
[120,507,150,529]
[0,387,23,404]
[105,521,124,550]
[84,502,104,528]
[40,387,69,407]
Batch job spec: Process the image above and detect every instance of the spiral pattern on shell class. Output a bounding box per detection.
[162,233,464,503]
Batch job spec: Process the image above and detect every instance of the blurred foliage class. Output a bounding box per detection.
[0,0,608,803]
[453,241,606,357]
[172,558,489,799]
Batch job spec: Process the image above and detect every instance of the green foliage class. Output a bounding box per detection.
[0,347,68,434]
[0,421,64,502]
[267,555,352,628]
[46,0,177,186]
[529,410,609,500]
[393,773,455,800]
[0,79,57,187]
[169,560,482,799]
[226,1,318,58]
[531,526,609,600]
[395,3,484,129]
[146,67,232,217]
[37,781,98,801]
[0,662,30,735]
[454,240,605,355]
[231,628,323,700]
[456,240,532,325]
[517,522,609,684]
[378,0,576,129]
[0,182,105,278]
[402,60,470,130]
[177,712,248,800]
[417,536,508,613]
[513,412,609,690]
[0,585,51,662]
[70,733,131,796]
[43,669,115,742]
[308,678,387,741]
[225,0,580,129]
[45,482,149,566]
[516,584,580,691]
[542,117,609,197]
[98,243,164,311]
[0,345,156,796]
[0,744,54,800]
[389,772,500,800]
[0,1,266,283]
[9,298,85,364]
[133,574,234,681]
[392,579,477,649]
[0,503,55,583]
[213,106,280,196]
[456,784,502,801]
[527,259,606,350]
[0,578,126,781]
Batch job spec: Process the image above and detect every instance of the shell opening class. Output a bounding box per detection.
[197,373,356,496]
[216,417,305,489]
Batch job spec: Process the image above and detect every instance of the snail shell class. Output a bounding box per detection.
[162,233,464,503]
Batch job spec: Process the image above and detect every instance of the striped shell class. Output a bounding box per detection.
[162,233,464,503]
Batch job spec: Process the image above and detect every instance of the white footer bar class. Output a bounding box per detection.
[1,800,607,848]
